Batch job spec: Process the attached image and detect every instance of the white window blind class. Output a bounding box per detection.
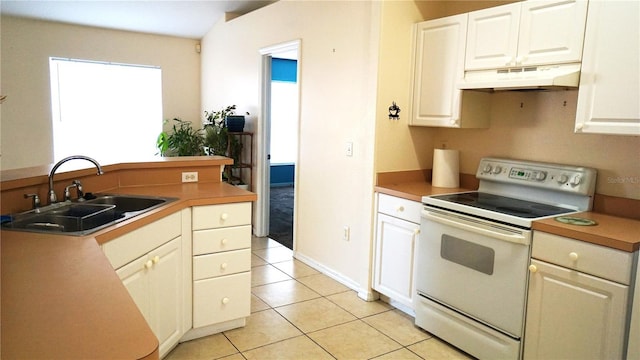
[50,58,162,163]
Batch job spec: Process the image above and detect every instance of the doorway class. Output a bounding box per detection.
[257,40,300,250]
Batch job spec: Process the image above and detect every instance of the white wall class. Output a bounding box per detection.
[201,1,380,294]
[0,16,201,170]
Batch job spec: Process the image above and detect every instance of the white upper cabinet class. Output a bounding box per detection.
[409,14,490,128]
[575,0,640,136]
[465,0,588,70]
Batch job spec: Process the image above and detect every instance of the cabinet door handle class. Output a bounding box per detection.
[528,264,538,273]
[152,256,160,264]
[569,252,579,261]
[145,260,153,269]
[222,297,230,305]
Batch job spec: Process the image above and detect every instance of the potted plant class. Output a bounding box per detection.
[203,105,250,184]
[156,118,205,156]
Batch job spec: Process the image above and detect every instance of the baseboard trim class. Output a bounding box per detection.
[293,251,377,301]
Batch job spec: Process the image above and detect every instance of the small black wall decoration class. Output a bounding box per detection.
[388,101,401,120]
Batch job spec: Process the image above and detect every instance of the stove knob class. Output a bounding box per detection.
[492,166,502,174]
[571,175,582,187]
[557,174,569,184]
[535,171,547,181]
[483,164,493,173]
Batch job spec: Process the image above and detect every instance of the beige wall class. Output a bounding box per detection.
[0,16,201,170]
[374,1,640,200]
[201,1,380,293]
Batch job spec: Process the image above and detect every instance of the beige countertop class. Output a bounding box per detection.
[375,181,640,253]
[1,158,257,360]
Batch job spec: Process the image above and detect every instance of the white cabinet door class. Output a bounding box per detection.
[524,259,629,359]
[410,14,488,128]
[116,236,183,359]
[575,0,640,136]
[466,0,587,70]
[465,2,520,70]
[117,255,151,324]
[149,237,182,358]
[373,213,419,309]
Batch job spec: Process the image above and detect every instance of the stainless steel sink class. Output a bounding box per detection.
[2,194,176,236]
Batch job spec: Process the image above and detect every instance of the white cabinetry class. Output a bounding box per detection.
[191,202,251,332]
[524,231,636,359]
[373,194,422,309]
[575,0,640,136]
[629,259,640,359]
[465,0,588,70]
[409,14,490,128]
[102,212,183,358]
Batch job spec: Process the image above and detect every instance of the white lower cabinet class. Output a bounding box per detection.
[102,212,184,359]
[191,202,252,332]
[524,232,636,359]
[373,194,421,310]
[116,237,183,358]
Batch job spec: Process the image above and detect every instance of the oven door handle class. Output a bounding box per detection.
[423,210,530,245]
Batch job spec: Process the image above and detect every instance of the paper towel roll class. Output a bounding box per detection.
[432,149,460,188]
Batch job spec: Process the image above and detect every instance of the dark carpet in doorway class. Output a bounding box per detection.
[269,185,293,249]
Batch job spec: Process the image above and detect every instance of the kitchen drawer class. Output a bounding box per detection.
[378,193,421,224]
[532,231,634,285]
[192,202,251,230]
[193,249,251,280]
[193,225,251,256]
[103,212,182,269]
[193,272,251,328]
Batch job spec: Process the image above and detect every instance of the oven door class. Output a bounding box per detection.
[417,207,531,338]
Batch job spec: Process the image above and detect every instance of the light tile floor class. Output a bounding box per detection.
[165,237,474,360]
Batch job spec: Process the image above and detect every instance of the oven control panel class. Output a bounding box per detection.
[476,158,597,196]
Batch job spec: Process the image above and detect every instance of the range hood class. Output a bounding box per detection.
[458,63,581,91]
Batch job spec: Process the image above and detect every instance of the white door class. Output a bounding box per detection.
[517,0,588,66]
[575,0,640,135]
[410,14,467,127]
[117,255,151,324]
[149,237,182,358]
[417,209,531,337]
[524,259,629,359]
[465,2,520,70]
[373,213,419,309]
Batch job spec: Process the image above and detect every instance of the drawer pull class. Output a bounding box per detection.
[220,263,228,270]
[396,206,405,212]
[528,264,538,273]
[222,297,230,305]
[145,260,153,269]
[569,252,579,261]
[220,213,229,221]
[152,256,160,264]
[221,238,229,245]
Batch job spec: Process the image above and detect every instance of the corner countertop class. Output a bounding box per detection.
[1,180,257,359]
[375,181,640,253]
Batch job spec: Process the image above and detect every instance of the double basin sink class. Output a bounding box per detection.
[2,194,177,236]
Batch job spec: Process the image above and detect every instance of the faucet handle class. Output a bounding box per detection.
[64,183,77,202]
[73,180,84,200]
[24,193,41,209]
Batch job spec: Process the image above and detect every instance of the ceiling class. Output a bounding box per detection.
[0,0,276,39]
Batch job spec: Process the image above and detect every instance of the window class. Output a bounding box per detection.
[49,58,162,163]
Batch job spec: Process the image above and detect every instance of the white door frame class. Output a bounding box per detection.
[255,39,301,238]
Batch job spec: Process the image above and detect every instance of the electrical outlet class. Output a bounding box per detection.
[182,172,198,183]
[343,226,350,241]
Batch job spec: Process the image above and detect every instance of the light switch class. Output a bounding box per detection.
[345,142,353,157]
